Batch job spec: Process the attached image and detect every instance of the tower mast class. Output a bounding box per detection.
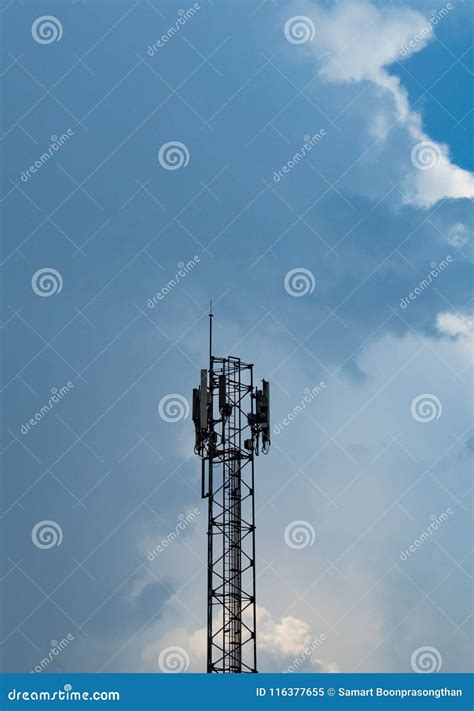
[193,308,270,672]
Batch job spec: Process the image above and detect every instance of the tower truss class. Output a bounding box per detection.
[193,310,270,673]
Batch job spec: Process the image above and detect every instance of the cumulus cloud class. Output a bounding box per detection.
[311,658,341,673]
[436,311,474,339]
[138,605,339,673]
[310,0,431,84]
[258,606,312,656]
[403,147,474,209]
[295,0,474,207]
[257,608,339,672]
[139,609,310,672]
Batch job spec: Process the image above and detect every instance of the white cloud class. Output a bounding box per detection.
[311,658,341,673]
[309,0,431,84]
[141,606,339,673]
[257,606,312,656]
[294,0,474,208]
[436,311,474,339]
[403,149,474,209]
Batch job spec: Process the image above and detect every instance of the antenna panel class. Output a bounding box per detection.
[200,369,208,429]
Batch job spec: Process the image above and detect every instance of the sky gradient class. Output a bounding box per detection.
[0,0,472,675]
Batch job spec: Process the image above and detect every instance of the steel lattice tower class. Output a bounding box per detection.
[193,308,270,673]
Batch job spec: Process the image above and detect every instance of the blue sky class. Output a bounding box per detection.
[0,0,472,674]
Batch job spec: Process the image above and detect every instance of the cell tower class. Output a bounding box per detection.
[192,306,271,673]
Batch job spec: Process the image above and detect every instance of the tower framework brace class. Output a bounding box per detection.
[193,310,270,673]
